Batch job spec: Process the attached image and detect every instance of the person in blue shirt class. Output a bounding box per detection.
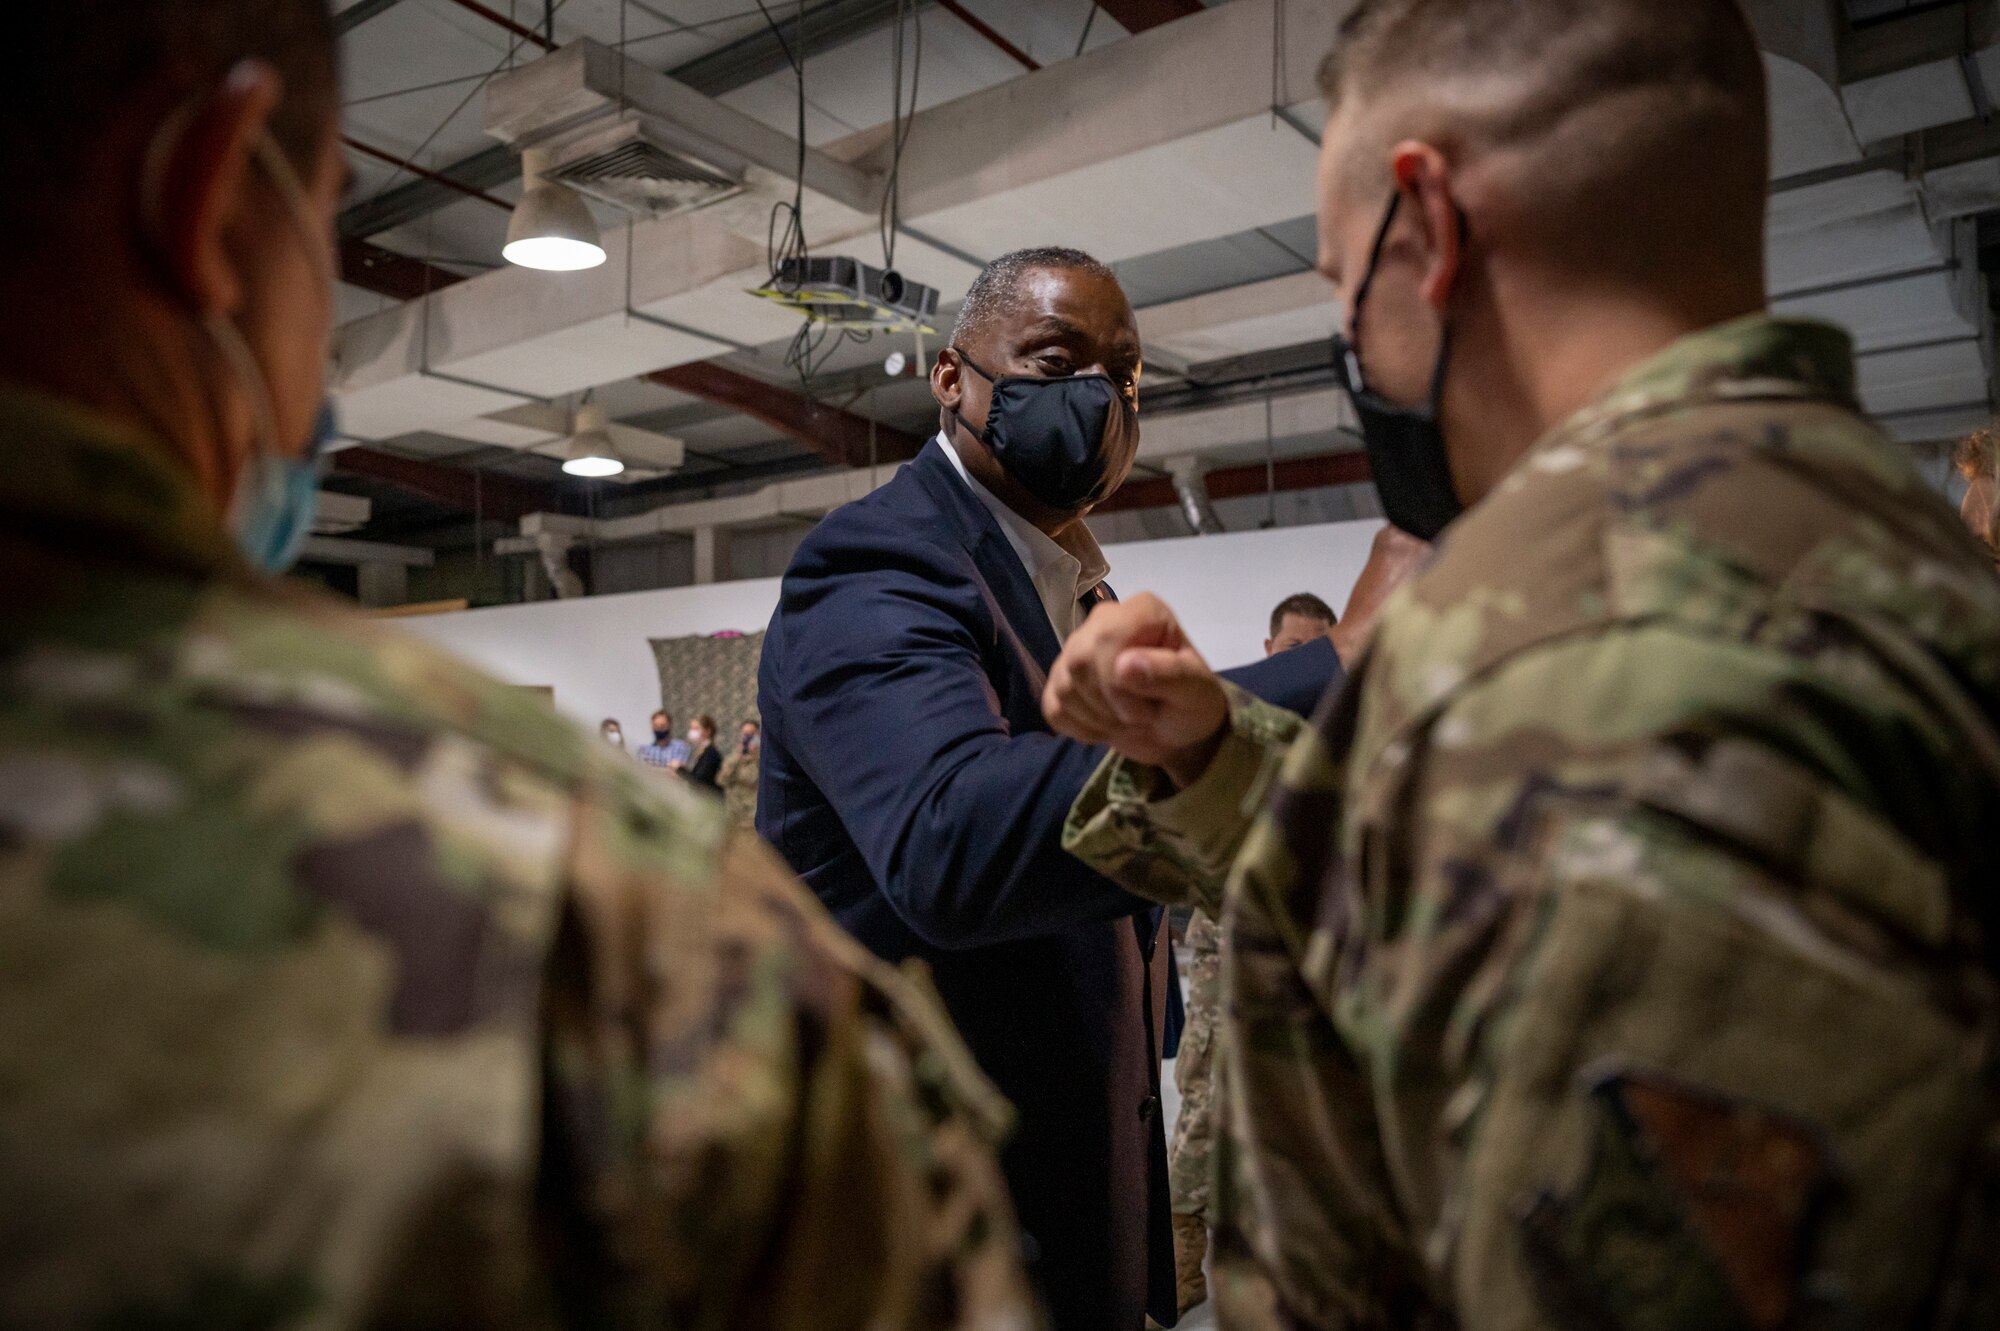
[636,708,691,771]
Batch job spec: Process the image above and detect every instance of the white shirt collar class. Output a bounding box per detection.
[936,432,1110,642]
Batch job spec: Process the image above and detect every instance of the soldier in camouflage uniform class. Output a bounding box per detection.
[719,718,763,834]
[1047,1,2000,1327]
[0,4,1035,1328]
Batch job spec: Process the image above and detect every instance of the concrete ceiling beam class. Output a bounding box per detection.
[643,362,927,467]
[331,446,562,519]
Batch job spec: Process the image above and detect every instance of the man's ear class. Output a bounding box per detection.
[148,60,284,315]
[931,345,964,412]
[1389,141,1463,313]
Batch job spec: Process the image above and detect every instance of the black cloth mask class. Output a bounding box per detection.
[1331,192,1465,541]
[949,352,1137,511]
[653,727,671,743]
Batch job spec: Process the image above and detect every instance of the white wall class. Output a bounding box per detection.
[399,520,1385,736]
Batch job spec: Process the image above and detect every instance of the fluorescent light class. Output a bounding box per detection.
[562,452,624,478]
[504,235,606,271]
[561,402,624,477]
[505,148,606,272]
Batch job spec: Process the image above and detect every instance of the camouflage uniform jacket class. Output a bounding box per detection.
[720,746,760,834]
[0,389,1037,1331]
[1067,317,2000,1330]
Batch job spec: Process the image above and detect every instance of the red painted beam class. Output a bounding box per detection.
[1091,0,1205,32]
[342,136,514,213]
[936,1,1039,70]
[645,362,927,468]
[339,237,471,301]
[331,446,562,519]
[447,0,558,51]
[1094,449,1371,513]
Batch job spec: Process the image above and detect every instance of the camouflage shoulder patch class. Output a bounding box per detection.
[1516,1068,1837,1331]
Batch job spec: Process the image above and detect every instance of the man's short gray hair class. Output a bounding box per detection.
[952,246,1118,347]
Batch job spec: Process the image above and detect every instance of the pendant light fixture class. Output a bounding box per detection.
[504,148,606,272]
[560,402,624,477]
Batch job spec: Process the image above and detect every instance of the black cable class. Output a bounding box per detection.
[878,0,922,273]
[754,0,810,290]
[1074,3,1098,58]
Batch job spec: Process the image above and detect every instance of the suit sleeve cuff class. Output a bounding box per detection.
[1063,683,1304,915]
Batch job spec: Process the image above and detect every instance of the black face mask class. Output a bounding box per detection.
[949,352,1137,511]
[1330,192,1464,541]
[654,727,671,743]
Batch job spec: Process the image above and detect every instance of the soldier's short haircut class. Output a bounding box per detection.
[1318,0,1767,275]
[952,247,1120,347]
[0,1,337,248]
[1270,593,1338,638]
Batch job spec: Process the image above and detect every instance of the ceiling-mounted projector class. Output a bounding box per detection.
[749,256,940,333]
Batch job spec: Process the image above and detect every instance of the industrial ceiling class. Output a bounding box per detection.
[314,0,2000,599]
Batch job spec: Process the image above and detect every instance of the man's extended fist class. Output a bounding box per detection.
[1042,593,1231,789]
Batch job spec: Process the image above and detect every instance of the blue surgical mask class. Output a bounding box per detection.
[231,402,336,574]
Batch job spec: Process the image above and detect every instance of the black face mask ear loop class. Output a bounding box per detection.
[945,347,994,447]
[1345,189,1468,406]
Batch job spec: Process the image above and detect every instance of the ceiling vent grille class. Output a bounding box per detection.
[546,119,746,218]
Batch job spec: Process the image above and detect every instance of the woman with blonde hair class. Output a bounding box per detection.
[1957,426,2000,567]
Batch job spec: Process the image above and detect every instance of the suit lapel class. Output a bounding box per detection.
[910,441,1065,673]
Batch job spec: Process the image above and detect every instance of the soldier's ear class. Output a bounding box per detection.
[1389,141,1463,313]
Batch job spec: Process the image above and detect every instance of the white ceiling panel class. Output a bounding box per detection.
[1841,61,1974,143]
[1766,203,1946,297]
[1857,338,1992,417]
[1776,270,1979,353]
[1766,53,1863,179]
[911,115,1321,265]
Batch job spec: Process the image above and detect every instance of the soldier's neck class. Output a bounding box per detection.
[1448,276,1765,503]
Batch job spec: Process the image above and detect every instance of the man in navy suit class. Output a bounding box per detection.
[757,248,1347,1330]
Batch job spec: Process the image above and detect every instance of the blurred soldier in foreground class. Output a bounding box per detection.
[1049,1,2000,1327]
[0,4,1033,1328]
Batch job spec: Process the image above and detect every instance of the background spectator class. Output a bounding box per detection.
[684,714,722,790]
[1264,592,1337,655]
[720,719,762,831]
[638,709,691,771]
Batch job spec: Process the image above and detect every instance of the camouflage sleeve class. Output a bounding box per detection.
[541,770,1039,1331]
[1064,683,1304,916]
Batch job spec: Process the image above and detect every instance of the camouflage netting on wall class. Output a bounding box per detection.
[650,631,764,731]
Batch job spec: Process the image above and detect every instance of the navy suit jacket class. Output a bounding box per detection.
[757,440,1341,1330]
